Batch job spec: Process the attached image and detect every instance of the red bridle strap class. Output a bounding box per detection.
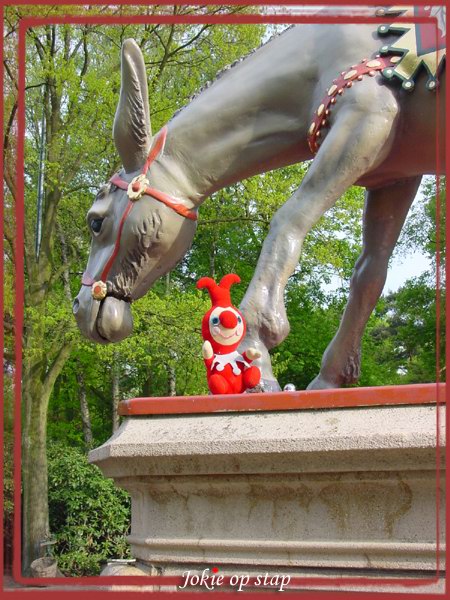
[109,125,197,221]
[142,125,168,174]
[109,175,198,221]
[81,200,134,287]
[99,199,134,282]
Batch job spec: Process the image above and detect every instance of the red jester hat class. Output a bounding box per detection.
[197,274,246,353]
[197,274,261,395]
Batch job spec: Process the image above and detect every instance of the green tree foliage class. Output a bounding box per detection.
[270,286,345,390]
[366,275,445,384]
[399,278,443,381]
[3,375,14,573]
[399,177,446,267]
[48,444,131,576]
[371,177,446,384]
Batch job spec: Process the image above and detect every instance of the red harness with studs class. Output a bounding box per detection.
[307,55,397,154]
[82,127,198,300]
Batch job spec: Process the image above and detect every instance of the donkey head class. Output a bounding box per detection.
[73,39,197,344]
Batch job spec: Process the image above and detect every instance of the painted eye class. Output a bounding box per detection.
[237,316,242,323]
[90,218,104,234]
[211,316,220,325]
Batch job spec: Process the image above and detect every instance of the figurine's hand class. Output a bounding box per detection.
[246,347,262,360]
[202,340,214,360]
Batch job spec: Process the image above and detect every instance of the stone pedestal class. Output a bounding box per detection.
[89,401,445,590]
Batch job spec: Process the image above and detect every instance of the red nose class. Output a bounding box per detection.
[219,310,238,328]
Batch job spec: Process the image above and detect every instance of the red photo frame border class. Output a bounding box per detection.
[2,0,446,596]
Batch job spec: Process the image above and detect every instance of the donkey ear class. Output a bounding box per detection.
[113,39,152,173]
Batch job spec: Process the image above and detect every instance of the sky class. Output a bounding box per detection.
[321,251,432,297]
[385,251,431,293]
[323,232,434,295]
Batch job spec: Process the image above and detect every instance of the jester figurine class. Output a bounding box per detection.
[197,274,262,395]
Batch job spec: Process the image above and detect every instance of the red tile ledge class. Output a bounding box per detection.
[118,382,445,416]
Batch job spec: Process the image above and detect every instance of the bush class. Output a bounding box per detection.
[48,443,131,576]
[3,382,14,573]
[3,428,14,573]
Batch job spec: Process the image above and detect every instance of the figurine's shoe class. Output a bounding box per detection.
[208,374,232,395]
[243,366,261,390]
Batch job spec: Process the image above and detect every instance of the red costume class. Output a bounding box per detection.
[197,274,261,395]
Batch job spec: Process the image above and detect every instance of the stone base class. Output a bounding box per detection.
[90,402,445,591]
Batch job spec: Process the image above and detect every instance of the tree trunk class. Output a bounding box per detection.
[142,371,152,397]
[78,373,93,450]
[111,358,120,433]
[59,228,94,448]
[209,239,216,279]
[167,366,176,396]
[21,291,51,574]
[58,226,94,448]
[21,383,50,574]
[165,271,171,294]
[21,339,72,574]
[166,350,177,397]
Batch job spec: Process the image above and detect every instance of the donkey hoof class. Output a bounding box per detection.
[260,378,282,392]
[307,374,339,390]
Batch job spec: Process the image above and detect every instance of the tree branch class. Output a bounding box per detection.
[87,385,109,403]
[152,25,176,86]
[3,219,16,264]
[24,82,47,92]
[42,343,73,399]
[3,162,17,199]
[3,59,18,89]
[27,29,45,62]
[168,24,211,56]
[198,216,270,226]
[79,33,89,78]
[3,102,17,156]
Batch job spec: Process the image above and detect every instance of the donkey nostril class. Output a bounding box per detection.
[72,298,80,315]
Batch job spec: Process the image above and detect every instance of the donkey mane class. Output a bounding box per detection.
[171,24,294,120]
[170,3,384,119]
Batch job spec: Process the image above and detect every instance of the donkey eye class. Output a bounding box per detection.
[90,218,104,234]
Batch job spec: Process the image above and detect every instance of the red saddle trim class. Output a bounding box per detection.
[307,55,397,154]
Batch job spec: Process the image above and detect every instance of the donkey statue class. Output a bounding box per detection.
[73,12,445,391]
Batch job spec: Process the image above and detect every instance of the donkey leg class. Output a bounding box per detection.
[240,94,400,391]
[308,176,421,389]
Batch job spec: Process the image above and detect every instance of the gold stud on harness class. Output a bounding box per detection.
[92,280,107,300]
[127,174,150,201]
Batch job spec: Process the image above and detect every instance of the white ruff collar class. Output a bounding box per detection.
[212,351,250,375]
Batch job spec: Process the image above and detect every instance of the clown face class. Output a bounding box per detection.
[208,306,245,347]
